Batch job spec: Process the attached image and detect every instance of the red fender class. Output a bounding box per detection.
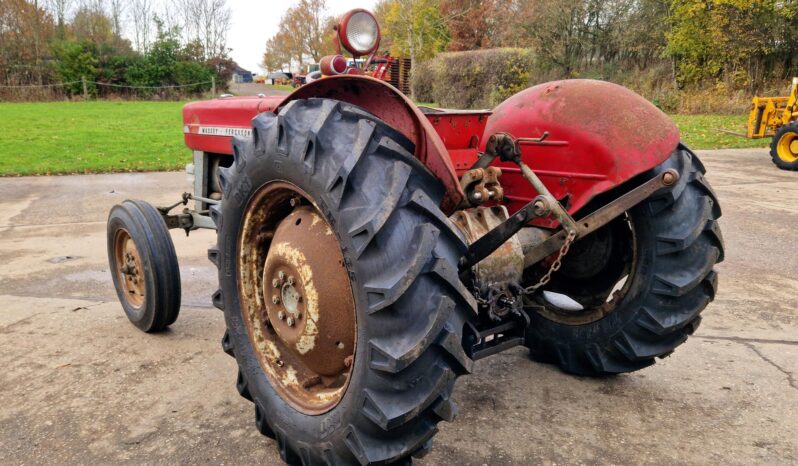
[479,79,680,226]
[281,75,464,212]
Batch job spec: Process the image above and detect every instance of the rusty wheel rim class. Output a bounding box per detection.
[238,182,356,415]
[113,229,146,308]
[531,214,638,326]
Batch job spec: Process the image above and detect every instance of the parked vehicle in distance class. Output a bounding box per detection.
[747,77,798,170]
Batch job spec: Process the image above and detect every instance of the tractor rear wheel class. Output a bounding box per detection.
[524,146,724,376]
[210,98,475,464]
[770,123,798,170]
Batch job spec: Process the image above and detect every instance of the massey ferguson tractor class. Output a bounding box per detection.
[107,8,724,465]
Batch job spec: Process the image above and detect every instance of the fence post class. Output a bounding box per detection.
[211,76,216,97]
[82,76,88,100]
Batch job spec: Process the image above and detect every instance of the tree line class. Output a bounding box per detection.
[263,0,797,96]
[0,0,234,99]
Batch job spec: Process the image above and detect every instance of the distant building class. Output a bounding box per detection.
[232,66,253,83]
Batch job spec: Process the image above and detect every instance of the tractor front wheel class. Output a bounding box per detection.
[107,200,181,332]
[211,98,475,464]
[524,146,724,376]
[770,123,798,170]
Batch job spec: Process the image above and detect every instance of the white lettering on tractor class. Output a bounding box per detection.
[187,125,253,138]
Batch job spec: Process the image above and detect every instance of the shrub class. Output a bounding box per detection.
[410,60,435,103]
[412,48,537,108]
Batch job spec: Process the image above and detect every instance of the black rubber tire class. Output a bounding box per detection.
[209,98,476,465]
[770,123,798,170]
[525,145,724,376]
[107,200,181,332]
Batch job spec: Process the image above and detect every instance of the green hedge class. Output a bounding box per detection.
[411,48,537,108]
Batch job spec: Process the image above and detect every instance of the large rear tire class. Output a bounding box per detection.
[210,98,476,464]
[524,146,724,376]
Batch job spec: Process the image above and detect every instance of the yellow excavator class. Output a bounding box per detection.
[748,77,798,170]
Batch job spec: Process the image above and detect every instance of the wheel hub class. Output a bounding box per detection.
[777,131,798,163]
[238,183,356,414]
[262,207,355,379]
[114,230,145,308]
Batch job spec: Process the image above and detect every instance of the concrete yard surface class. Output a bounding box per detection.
[0,149,796,465]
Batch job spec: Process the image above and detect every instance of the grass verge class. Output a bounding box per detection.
[670,114,768,150]
[263,84,295,92]
[0,101,769,176]
[0,101,188,176]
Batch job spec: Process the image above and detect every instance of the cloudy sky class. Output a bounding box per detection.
[225,0,378,73]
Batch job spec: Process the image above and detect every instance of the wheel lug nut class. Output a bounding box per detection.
[286,317,295,327]
[278,271,286,280]
[277,311,285,320]
[289,197,298,207]
[287,275,295,286]
[272,278,281,288]
[272,295,280,305]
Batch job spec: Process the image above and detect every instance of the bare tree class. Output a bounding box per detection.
[107,0,125,39]
[130,0,153,51]
[46,0,72,36]
[262,0,335,72]
[167,0,231,59]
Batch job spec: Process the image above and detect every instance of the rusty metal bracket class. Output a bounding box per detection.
[514,158,579,235]
[523,168,679,268]
[459,166,504,206]
[158,192,218,235]
[458,195,550,273]
[471,132,579,234]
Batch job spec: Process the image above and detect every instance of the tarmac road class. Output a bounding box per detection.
[0,148,796,465]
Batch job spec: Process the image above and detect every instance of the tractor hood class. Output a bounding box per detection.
[183,95,286,154]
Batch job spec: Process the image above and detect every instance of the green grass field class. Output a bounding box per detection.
[0,101,768,176]
[263,84,296,92]
[0,101,188,176]
[670,114,768,150]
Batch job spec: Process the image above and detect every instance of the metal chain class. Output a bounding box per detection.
[524,230,578,294]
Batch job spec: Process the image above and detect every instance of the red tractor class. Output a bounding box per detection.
[107,8,724,465]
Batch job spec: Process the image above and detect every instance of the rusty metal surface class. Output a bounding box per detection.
[459,166,503,207]
[452,206,524,291]
[237,182,356,415]
[263,207,355,379]
[523,168,679,268]
[113,229,145,308]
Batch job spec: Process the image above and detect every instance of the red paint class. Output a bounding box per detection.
[472,79,680,222]
[183,96,283,154]
[182,78,679,220]
[320,55,348,75]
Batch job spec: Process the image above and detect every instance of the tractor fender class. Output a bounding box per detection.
[482,79,680,223]
[280,75,464,212]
